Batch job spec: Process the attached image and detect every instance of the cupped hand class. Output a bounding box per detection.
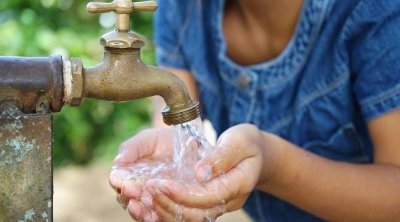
[109,128,175,222]
[145,124,266,221]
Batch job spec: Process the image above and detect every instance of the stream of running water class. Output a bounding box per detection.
[112,117,225,221]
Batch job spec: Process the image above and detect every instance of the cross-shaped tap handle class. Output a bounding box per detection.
[87,0,157,32]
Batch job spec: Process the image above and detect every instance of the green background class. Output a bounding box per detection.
[0,0,154,166]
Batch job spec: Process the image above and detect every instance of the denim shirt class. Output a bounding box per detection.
[154,0,400,221]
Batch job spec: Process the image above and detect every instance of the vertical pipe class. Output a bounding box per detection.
[116,14,130,31]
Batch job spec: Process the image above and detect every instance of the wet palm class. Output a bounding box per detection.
[109,128,175,221]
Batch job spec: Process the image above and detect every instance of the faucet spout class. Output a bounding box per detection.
[82,48,200,125]
[63,1,199,125]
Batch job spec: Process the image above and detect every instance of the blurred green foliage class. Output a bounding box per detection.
[0,0,155,166]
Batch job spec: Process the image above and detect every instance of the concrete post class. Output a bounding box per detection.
[0,104,53,221]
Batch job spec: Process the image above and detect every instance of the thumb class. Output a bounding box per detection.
[195,129,255,183]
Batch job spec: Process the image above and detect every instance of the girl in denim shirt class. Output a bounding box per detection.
[110,0,400,221]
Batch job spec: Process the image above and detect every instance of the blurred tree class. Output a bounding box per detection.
[0,0,154,166]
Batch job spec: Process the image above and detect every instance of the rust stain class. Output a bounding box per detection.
[0,56,64,113]
[1,137,37,166]
[0,104,36,166]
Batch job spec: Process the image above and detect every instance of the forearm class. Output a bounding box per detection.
[258,133,400,221]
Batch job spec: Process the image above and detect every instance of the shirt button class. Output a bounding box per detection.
[239,74,250,89]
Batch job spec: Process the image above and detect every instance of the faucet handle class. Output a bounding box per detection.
[87,0,157,32]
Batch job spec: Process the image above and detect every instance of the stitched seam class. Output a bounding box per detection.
[302,122,369,162]
[303,122,353,148]
[258,0,331,90]
[269,73,348,132]
[245,76,259,122]
[221,0,313,72]
[298,72,349,108]
[360,83,400,108]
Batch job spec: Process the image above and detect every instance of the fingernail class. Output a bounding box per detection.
[115,153,124,162]
[109,169,129,188]
[197,164,212,182]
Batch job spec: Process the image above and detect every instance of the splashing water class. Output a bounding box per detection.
[112,117,225,221]
[172,117,214,182]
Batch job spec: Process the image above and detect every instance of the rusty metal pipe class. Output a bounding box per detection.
[0,56,64,113]
[82,48,199,125]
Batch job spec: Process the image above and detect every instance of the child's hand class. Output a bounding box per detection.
[109,128,175,222]
[145,124,266,221]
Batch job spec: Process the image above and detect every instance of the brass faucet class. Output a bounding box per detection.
[63,0,200,125]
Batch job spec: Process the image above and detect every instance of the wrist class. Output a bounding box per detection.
[256,132,286,192]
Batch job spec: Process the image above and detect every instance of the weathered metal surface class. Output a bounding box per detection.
[87,0,157,46]
[0,55,64,114]
[63,58,83,107]
[0,103,52,222]
[82,1,200,125]
[83,48,200,125]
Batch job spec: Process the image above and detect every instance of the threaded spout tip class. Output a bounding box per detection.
[162,101,200,125]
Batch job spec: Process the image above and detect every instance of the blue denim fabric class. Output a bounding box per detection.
[154,0,400,221]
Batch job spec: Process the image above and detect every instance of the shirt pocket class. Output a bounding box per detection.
[302,123,369,163]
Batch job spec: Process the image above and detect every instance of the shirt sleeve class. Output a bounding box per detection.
[153,0,189,70]
[349,1,400,121]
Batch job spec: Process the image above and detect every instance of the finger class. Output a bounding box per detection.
[143,210,159,222]
[146,179,227,209]
[125,190,155,222]
[153,192,203,222]
[109,168,131,192]
[195,132,257,183]
[223,194,248,212]
[121,178,144,199]
[127,199,143,221]
[153,192,229,222]
[114,128,172,165]
[140,190,154,208]
[145,181,176,222]
[127,199,159,222]
[147,157,259,209]
[153,201,177,222]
